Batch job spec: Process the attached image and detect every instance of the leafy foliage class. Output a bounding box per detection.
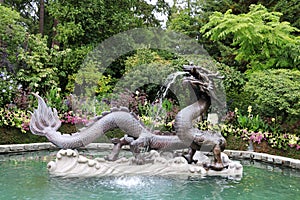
[44,87,69,114]
[233,107,270,133]
[58,46,92,93]
[1,1,299,155]
[17,34,62,92]
[48,0,169,47]
[243,69,300,125]
[217,63,247,110]
[167,7,200,38]
[0,5,25,48]
[74,60,103,98]
[274,0,300,29]
[201,4,300,71]
[0,5,26,70]
[118,49,183,101]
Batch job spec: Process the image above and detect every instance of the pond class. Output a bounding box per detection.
[0,150,299,200]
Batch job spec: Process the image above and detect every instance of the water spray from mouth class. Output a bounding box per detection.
[150,71,189,131]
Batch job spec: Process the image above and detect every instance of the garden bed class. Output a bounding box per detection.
[1,125,299,159]
[226,135,300,160]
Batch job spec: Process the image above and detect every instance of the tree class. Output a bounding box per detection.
[0,5,26,106]
[0,5,26,72]
[274,0,300,30]
[197,0,300,30]
[46,0,171,93]
[167,6,201,38]
[200,4,300,72]
[47,0,170,48]
[167,0,299,68]
[3,0,39,33]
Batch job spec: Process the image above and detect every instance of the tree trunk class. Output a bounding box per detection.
[39,0,44,35]
[0,0,3,53]
[51,18,60,48]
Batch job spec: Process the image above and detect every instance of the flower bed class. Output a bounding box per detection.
[225,135,300,160]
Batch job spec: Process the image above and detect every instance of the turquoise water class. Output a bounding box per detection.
[0,151,299,200]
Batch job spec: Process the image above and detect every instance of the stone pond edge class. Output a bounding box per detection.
[1,142,300,170]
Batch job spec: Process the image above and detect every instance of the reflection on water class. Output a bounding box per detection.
[0,150,299,200]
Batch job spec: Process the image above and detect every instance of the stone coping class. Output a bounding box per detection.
[0,142,115,153]
[1,143,299,169]
[224,150,300,170]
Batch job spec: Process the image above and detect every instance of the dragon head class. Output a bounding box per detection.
[182,64,225,107]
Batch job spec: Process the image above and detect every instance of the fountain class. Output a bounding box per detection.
[1,149,300,200]
[29,65,243,178]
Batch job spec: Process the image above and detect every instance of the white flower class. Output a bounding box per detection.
[2,89,6,93]
[9,86,13,90]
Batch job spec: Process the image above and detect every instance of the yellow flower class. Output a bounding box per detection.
[234,108,238,113]
[289,135,299,145]
[247,106,252,113]
[271,118,275,122]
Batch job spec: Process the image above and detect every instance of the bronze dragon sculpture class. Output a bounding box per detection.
[30,65,227,170]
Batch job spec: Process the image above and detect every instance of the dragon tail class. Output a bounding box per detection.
[29,93,61,136]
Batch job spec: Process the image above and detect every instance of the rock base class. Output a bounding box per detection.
[47,149,243,179]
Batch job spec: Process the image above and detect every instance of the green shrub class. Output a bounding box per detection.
[243,69,300,126]
[17,34,59,92]
[217,64,247,110]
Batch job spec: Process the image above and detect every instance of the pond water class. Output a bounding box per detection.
[0,150,299,200]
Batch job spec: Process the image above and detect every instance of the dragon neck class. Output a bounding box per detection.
[173,99,210,146]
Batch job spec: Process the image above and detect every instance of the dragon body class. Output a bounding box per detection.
[30,95,185,150]
[30,65,227,170]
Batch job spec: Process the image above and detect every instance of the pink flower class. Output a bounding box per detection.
[256,133,263,144]
[249,132,264,144]
[250,134,256,141]
[289,144,295,148]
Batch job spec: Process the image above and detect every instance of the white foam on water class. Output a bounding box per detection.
[113,176,144,188]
